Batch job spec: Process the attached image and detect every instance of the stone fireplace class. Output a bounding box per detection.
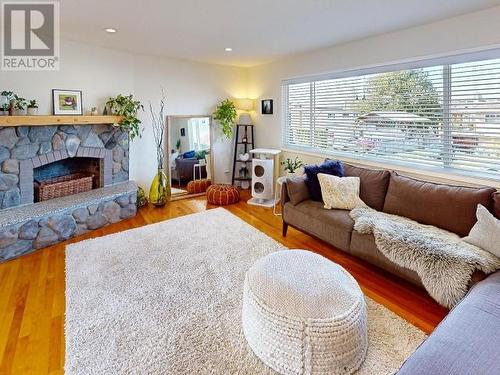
[0,122,137,262]
[1,124,129,209]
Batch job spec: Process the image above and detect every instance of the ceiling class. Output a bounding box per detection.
[60,0,500,67]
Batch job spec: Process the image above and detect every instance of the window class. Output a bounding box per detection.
[187,117,210,151]
[283,56,500,178]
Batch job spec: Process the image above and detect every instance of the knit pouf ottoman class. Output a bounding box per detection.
[206,184,240,205]
[186,179,211,194]
[242,250,368,375]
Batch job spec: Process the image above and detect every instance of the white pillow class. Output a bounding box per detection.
[317,173,366,210]
[464,204,500,258]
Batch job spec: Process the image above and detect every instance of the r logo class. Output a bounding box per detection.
[2,1,60,70]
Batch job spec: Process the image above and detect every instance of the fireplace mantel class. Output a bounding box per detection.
[0,115,122,127]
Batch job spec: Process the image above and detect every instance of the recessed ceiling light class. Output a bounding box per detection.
[225,47,232,52]
[104,28,117,33]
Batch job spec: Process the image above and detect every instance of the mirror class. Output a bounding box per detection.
[167,115,214,200]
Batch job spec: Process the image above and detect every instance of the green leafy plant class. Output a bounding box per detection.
[106,94,144,140]
[28,99,38,108]
[213,99,237,139]
[1,91,14,100]
[195,149,208,160]
[175,139,181,152]
[13,95,27,110]
[281,157,304,174]
[0,91,14,114]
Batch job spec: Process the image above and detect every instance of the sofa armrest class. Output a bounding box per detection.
[397,271,500,375]
[281,180,290,212]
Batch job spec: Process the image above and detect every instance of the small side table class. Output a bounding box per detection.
[273,176,288,216]
[193,164,204,181]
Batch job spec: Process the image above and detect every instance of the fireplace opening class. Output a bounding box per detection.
[33,157,102,202]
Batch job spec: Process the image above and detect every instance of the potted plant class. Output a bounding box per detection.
[0,103,9,116]
[281,157,304,177]
[12,95,27,116]
[175,139,181,154]
[106,94,144,140]
[27,99,38,115]
[90,106,98,116]
[0,91,14,115]
[213,99,237,139]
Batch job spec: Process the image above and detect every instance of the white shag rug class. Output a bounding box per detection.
[171,187,188,196]
[65,208,426,375]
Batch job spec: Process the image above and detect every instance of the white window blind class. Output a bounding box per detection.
[283,56,500,178]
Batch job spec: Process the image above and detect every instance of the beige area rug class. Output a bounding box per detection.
[65,208,426,374]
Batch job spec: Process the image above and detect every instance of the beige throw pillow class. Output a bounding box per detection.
[317,173,366,210]
[464,204,500,258]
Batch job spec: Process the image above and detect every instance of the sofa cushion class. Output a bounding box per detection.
[493,192,500,219]
[397,271,500,375]
[285,176,310,206]
[343,163,390,211]
[383,173,495,237]
[283,200,353,251]
[304,160,344,201]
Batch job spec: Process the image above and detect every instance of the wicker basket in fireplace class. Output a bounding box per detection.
[34,172,95,202]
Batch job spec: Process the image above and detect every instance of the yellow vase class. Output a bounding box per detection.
[149,169,171,206]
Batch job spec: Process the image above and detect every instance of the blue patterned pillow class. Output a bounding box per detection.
[304,160,344,201]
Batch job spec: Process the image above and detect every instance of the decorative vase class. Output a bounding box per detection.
[13,108,27,116]
[239,153,250,161]
[149,169,171,206]
[27,107,38,115]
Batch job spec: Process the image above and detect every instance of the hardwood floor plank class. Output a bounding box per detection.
[0,191,448,374]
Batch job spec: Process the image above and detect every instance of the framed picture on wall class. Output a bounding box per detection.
[52,89,83,115]
[261,99,273,115]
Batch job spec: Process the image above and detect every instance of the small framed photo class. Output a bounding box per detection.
[261,99,273,115]
[52,89,83,115]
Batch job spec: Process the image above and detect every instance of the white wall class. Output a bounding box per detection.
[4,6,500,189]
[0,39,247,188]
[247,6,500,187]
[131,53,246,187]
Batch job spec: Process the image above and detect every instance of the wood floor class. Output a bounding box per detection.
[0,191,448,374]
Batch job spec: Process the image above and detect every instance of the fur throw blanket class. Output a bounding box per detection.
[350,207,500,308]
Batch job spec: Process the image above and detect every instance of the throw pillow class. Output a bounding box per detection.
[286,176,310,206]
[304,160,344,201]
[464,204,500,258]
[317,173,366,210]
[183,150,195,158]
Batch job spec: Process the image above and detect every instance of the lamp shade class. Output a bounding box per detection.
[235,98,254,111]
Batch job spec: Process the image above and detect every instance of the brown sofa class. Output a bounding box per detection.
[281,163,498,286]
[281,162,500,374]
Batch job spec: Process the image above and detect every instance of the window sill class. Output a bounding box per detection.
[281,146,500,190]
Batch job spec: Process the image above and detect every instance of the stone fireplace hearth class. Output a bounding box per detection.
[0,122,137,262]
[0,124,129,209]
